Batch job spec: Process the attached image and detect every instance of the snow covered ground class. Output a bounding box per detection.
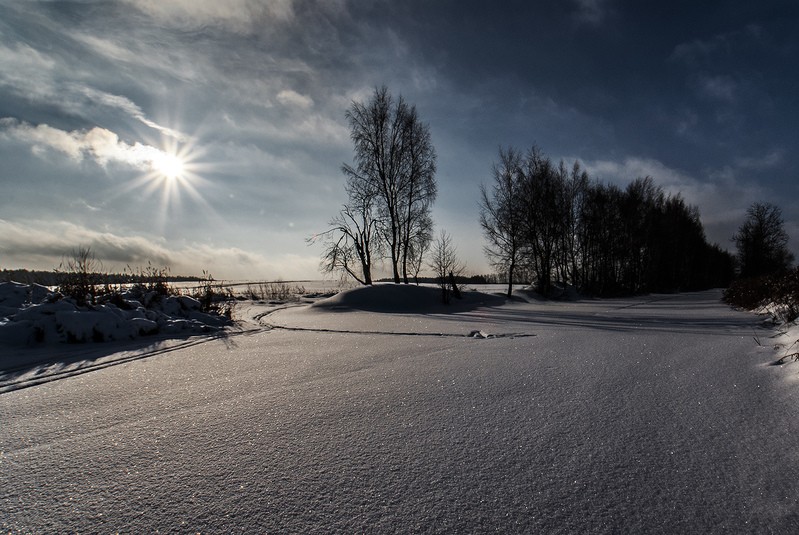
[0,281,230,345]
[1,286,798,532]
[0,280,233,373]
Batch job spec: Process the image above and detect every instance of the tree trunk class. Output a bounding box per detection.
[506,257,515,298]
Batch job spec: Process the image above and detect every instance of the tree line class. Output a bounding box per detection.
[480,146,734,297]
[317,85,793,299]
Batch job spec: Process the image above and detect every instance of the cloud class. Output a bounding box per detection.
[572,0,611,26]
[0,42,60,104]
[76,86,186,140]
[698,74,737,102]
[0,41,184,138]
[0,118,173,172]
[276,89,314,109]
[0,119,83,160]
[219,108,350,151]
[0,219,169,266]
[124,0,296,33]
[70,33,143,66]
[0,219,320,279]
[734,149,783,170]
[70,31,207,86]
[584,156,697,195]
[670,24,764,66]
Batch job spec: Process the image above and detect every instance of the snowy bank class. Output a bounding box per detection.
[0,281,231,347]
[769,320,799,366]
[311,283,504,313]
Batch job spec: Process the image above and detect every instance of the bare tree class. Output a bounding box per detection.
[399,107,437,282]
[312,198,377,285]
[342,86,437,283]
[406,211,434,283]
[480,146,524,297]
[558,160,589,287]
[733,202,794,278]
[519,145,562,296]
[429,230,465,304]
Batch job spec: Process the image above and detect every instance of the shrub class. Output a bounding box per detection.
[244,281,306,302]
[723,276,773,311]
[724,267,799,323]
[770,267,799,323]
[428,230,465,304]
[127,263,174,298]
[193,271,234,316]
[56,246,106,306]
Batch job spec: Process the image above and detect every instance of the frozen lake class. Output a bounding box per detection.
[2,289,798,532]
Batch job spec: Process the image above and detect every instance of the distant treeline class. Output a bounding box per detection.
[0,268,207,286]
[376,274,498,285]
[481,146,735,297]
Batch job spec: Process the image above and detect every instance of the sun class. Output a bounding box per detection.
[153,152,185,180]
[110,128,217,229]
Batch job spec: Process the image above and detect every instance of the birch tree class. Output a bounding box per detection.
[342,86,437,283]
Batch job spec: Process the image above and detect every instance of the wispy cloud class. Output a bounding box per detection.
[123,0,297,33]
[734,149,783,170]
[70,31,208,87]
[0,42,59,103]
[0,42,184,139]
[276,89,314,110]
[218,108,349,150]
[698,74,737,103]
[76,87,186,140]
[584,156,698,195]
[670,24,765,68]
[572,0,612,26]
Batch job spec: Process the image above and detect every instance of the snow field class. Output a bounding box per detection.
[1,288,798,532]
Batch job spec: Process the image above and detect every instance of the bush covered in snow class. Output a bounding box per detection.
[0,281,232,346]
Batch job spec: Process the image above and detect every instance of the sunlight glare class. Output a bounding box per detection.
[112,129,216,229]
[104,123,227,237]
[153,152,185,180]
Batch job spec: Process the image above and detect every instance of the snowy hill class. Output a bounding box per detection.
[311,283,505,313]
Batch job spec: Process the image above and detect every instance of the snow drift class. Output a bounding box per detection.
[311,283,505,313]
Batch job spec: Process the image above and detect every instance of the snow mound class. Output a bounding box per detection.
[311,283,504,313]
[0,281,231,347]
[0,281,51,316]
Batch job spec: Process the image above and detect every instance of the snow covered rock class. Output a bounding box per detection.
[468,330,490,339]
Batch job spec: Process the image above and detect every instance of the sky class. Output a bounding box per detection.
[1,0,797,281]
